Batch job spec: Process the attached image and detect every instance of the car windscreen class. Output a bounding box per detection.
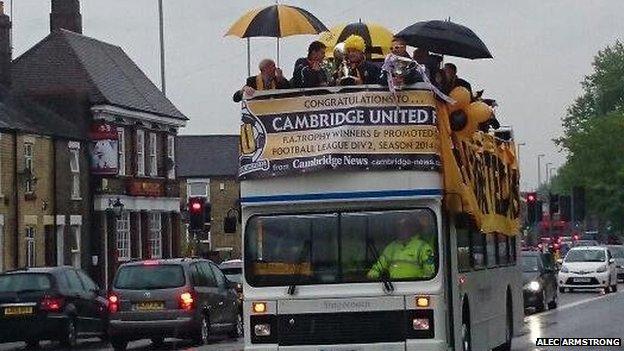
[245,209,438,287]
[114,265,185,289]
[521,255,540,272]
[0,273,53,292]
[565,249,606,262]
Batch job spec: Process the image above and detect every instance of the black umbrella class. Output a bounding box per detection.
[396,20,492,59]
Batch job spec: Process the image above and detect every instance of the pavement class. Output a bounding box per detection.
[1,284,622,351]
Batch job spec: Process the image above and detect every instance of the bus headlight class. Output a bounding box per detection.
[254,323,271,336]
[413,318,430,330]
[528,281,540,291]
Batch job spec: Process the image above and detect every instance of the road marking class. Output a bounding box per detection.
[530,289,623,318]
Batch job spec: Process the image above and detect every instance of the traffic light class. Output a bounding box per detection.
[572,186,585,222]
[549,193,559,215]
[188,197,205,231]
[559,195,571,221]
[526,192,538,223]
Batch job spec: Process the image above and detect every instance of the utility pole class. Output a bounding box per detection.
[537,154,545,188]
[158,0,166,95]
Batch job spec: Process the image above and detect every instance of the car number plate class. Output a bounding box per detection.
[574,278,591,283]
[134,301,165,311]
[4,306,34,316]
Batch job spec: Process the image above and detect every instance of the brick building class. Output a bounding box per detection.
[11,0,187,287]
[176,135,241,261]
[0,2,89,272]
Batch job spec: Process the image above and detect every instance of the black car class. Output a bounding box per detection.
[0,266,108,348]
[108,258,242,350]
[521,251,558,312]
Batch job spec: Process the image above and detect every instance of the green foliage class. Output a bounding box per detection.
[555,41,624,231]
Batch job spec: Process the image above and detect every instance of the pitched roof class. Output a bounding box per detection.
[176,135,240,177]
[13,30,186,121]
[0,85,85,139]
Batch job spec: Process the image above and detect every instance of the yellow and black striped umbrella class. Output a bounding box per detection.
[319,21,394,60]
[226,4,328,38]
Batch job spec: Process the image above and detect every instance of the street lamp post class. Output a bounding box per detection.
[546,162,553,185]
[537,154,545,188]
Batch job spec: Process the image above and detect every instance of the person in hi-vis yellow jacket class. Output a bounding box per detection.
[368,214,436,280]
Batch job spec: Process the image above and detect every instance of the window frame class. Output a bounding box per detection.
[117,127,126,176]
[116,212,131,261]
[70,225,81,268]
[167,135,175,179]
[148,212,162,259]
[470,230,486,270]
[69,147,81,200]
[149,132,157,177]
[456,229,472,273]
[24,142,34,193]
[26,227,36,267]
[188,181,209,198]
[136,130,145,176]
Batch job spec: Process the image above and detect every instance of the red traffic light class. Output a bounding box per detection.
[189,198,204,213]
[526,192,537,203]
[191,202,201,211]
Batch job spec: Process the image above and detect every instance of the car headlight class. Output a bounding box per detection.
[560,265,569,273]
[524,281,540,292]
[596,265,608,273]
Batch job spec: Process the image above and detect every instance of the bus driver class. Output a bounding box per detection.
[367,213,435,280]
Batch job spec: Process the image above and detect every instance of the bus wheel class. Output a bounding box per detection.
[461,302,472,351]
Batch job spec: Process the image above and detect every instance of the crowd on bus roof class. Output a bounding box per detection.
[232,35,474,102]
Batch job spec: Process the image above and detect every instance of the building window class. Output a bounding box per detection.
[69,146,80,199]
[116,212,131,261]
[136,130,145,176]
[167,135,175,179]
[188,181,209,199]
[149,212,162,259]
[56,224,65,266]
[70,226,81,268]
[149,133,158,176]
[26,227,35,267]
[117,127,126,176]
[24,142,34,193]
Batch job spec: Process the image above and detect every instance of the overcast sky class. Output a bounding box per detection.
[11,0,624,190]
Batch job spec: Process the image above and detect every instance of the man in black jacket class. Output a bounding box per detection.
[292,41,328,88]
[233,59,290,102]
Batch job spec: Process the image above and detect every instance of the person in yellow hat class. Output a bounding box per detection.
[335,35,381,85]
[367,213,436,280]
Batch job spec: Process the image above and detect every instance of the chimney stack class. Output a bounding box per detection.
[50,0,82,34]
[0,1,11,88]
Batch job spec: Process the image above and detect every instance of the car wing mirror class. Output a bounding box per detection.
[556,258,563,265]
[609,258,615,264]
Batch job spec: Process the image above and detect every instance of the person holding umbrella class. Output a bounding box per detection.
[232,59,290,102]
[334,35,381,85]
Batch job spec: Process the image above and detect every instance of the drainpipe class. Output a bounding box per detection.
[12,131,18,268]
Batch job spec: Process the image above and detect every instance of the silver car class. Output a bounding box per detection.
[108,258,242,350]
[606,245,624,282]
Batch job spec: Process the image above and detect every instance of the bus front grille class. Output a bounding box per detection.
[277,311,405,345]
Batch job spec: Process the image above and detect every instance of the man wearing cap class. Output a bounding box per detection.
[367,214,436,280]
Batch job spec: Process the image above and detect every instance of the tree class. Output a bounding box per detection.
[555,41,624,232]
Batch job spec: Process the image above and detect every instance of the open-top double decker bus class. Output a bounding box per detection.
[236,83,522,351]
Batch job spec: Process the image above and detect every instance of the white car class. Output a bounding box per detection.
[558,246,618,293]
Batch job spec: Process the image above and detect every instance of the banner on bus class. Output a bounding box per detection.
[238,90,441,179]
[438,101,520,235]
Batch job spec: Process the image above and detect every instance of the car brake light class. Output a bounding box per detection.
[143,260,159,266]
[108,294,119,313]
[40,296,64,312]
[179,292,195,310]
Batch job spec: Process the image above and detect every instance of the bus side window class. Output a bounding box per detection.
[497,234,509,265]
[456,229,471,272]
[486,234,497,268]
[471,230,485,269]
